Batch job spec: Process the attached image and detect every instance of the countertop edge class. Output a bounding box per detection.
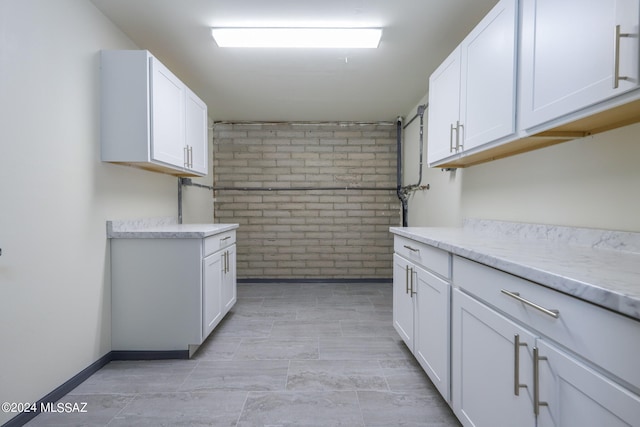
[107,223,239,239]
[390,227,640,321]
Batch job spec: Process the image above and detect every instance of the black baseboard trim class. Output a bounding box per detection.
[111,350,189,360]
[2,352,112,427]
[1,348,193,427]
[238,278,392,284]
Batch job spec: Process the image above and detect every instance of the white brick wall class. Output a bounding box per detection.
[213,122,400,279]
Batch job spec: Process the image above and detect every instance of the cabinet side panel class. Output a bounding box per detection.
[111,239,202,351]
[100,50,150,162]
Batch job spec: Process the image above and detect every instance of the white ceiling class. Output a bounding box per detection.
[89,0,499,122]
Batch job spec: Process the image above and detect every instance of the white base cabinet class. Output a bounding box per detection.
[392,229,640,427]
[452,288,536,427]
[111,230,236,356]
[536,339,640,427]
[452,255,640,427]
[393,236,451,400]
[413,264,450,400]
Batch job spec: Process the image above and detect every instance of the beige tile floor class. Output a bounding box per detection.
[25,282,460,426]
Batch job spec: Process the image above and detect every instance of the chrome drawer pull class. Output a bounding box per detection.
[613,25,633,89]
[221,236,231,241]
[501,289,560,319]
[533,347,549,415]
[514,334,528,396]
[403,245,419,252]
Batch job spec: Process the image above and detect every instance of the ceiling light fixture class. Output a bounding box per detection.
[211,27,382,49]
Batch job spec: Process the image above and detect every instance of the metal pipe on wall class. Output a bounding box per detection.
[178,178,215,224]
[395,116,408,227]
[403,104,427,190]
[395,104,430,227]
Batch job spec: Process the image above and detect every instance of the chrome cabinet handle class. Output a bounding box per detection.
[221,251,226,273]
[457,122,464,151]
[225,250,229,273]
[403,245,419,252]
[404,265,416,297]
[221,236,231,241]
[501,289,559,319]
[410,268,417,296]
[183,146,189,168]
[514,334,529,396]
[533,347,549,415]
[449,123,456,153]
[405,265,410,294]
[613,25,633,89]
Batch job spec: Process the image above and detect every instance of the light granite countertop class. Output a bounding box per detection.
[107,217,238,239]
[390,220,640,321]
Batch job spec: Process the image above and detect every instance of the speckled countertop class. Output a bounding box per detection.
[107,217,238,239]
[391,219,640,321]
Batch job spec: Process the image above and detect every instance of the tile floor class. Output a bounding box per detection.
[25,282,460,427]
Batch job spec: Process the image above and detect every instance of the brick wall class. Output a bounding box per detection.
[212,122,400,280]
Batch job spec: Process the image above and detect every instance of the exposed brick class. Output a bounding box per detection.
[212,122,399,280]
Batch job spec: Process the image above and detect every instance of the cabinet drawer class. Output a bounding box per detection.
[394,236,450,279]
[204,230,235,256]
[454,255,640,390]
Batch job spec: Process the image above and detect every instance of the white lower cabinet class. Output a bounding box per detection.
[414,264,450,399]
[111,230,236,356]
[202,249,223,339]
[202,242,236,338]
[452,288,536,427]
[393,253,415,349]
[536,339,640,427]
[393,237,451,401]
[221,244,237,313]
[452,255,640,427]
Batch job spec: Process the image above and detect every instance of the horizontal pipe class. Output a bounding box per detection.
[211,186,396,192]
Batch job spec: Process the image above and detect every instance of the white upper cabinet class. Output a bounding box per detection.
[460,0,518,150]
[185,88,209,175]
[150,57,186,168]
[427,48,462,164]
[519,0,640,130]
[428,0,518,166]
[101,50,208,177]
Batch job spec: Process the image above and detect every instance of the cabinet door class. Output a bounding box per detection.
[536,339,640,427]
[393,254,415,351]
[221,245,237,313]
[460,0,517,150]
[150,56,186,168]
[414,265,450,401]
[519,0,640,129]
[427,47,461,165]
[452,289,536,427]
[202,251,223,339]
[185,87,208,175]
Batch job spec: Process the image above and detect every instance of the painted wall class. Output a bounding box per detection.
[402,94,464,227]
[0,1,212,424]
[402,98,640,232]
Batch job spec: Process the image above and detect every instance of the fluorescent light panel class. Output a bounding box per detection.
[211,27,382,48]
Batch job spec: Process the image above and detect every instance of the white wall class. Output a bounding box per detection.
[0,1,212,423]
[403,98,640,232]
[402,95,464,227]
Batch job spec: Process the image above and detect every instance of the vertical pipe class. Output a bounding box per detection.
[395,117,408,227]
[178,178,183,224]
